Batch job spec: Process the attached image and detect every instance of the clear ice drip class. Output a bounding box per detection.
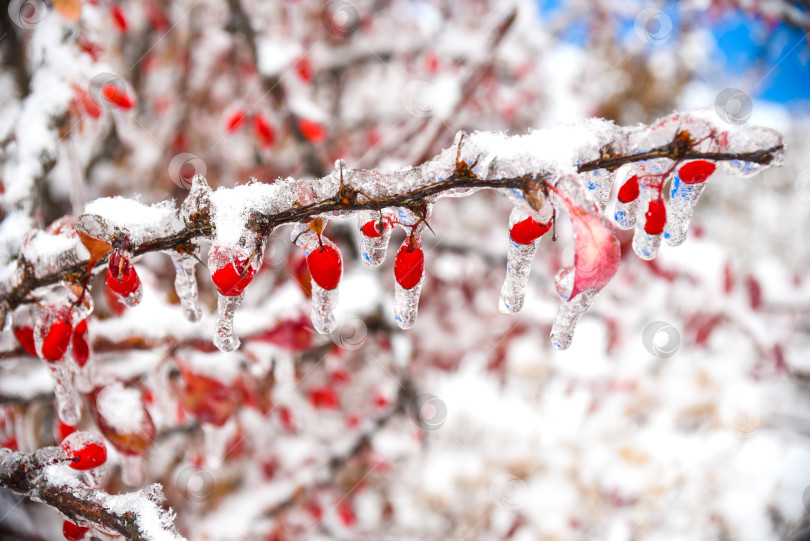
[50,362,82,426]
[213,293,244,352]
[394,280,423,330]
[583,169,615,211]
[311,282,338,334]
[499,206,552,313]
[122,284,143,307]
[632,179,664,261]
[500,242,538,313]
[613,199,638,229]
[664,175,706,247]
[550,289,599,350]
[169,251,202,321]
[356,210,394,267]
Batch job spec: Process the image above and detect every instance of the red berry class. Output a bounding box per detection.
[298,118,326,143]
[253,114,275,148]
[42,319,73,362]
[61,432,107,470]
[225,110,247,133]
[337,500,355,527]
[145,3,171,31]
[110,4,128,33]
[644,198,667,235]
[617,174,640,203]
[395,241,424,289]
[361,218,389,238]
[509,216,551,245]
[295,57,313,83]
[105,252,140,297]
[102,84,133,109]
[72,320,90,368]
[13,325,37,356]
[309,386,339,409]
[307,245,342,290]
[278,406,295,431]
[62,520,89,541]
[211,254,257,296]
[55,419,77,442]
[678,160,716,184]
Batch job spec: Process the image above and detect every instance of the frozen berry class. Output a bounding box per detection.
[678,160,716,184]
[41,318,73,362]
[62,520,89,541]
[309,386,339,409]
[13,325,37,356]
[307,245,342,290]
[617,174,640,203]
[55,419,77,442]
[395,241,424,289]
[509,216,551,245]
[61,432,107,470]
[106,251,140,297]
[101,84,133,109]
[72,319,90,368]
[298,118,326,143]
[211,254,257,297]
[253,114,275,148]
[225,110,246,133]
[361,218,390,238]
[644,198,667,235]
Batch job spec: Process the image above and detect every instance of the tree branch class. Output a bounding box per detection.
[0,448,184,540]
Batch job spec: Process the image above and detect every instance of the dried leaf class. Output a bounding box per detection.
[77,230,112,270]
[53,0,82,21]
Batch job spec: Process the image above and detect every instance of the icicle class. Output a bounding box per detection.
[50,363,82,426]
[213,293,243,352]
[550,267,598,350]
[356,210,394,267]
[550,290,599,350]
[311,283,338,334]
[499,205,553,313]
[169,251,202,321]
[664,161,716,247]
[292,223,342,334]
[582,169,615,211]
[394,236,426,329]
[613,199,638,229]
[83,465,109,488]
[632,177,665,260]
[121,454,144,486]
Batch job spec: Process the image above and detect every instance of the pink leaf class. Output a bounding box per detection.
[553,188,621,300]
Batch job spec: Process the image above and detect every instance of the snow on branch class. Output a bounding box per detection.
[0,111,784,353]
[0,447,185,541]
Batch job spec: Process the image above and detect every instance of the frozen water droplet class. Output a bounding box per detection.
[121,284,143,307]
[169,251,202,321]
[121,453,143,486]
[550,289,598,350]
[394,281,424,329]
[721,159,764,179]
[664,175,707,246]
[213,293,243,352]
[310,283,338,334]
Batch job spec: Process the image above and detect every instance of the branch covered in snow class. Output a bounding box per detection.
[0,111,784,352]
[0,447,184,541]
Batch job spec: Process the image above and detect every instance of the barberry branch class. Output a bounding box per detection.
[0,448,184,540]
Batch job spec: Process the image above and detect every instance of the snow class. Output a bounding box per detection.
[96,383,146,434]
[83,197,182,246]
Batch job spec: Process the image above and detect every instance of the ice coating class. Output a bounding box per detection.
[356,210,395,267]
[169,251,202,322]
[613,198,638,229]
[582,169,615,211]
[21,230,89,280]
[632,177,665,260]
[499,204,553,313]
[550,287,599,350]
[51,362,82,426]
[83,198,183,246]
[393,236,426,329]
[664,174,707,247]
